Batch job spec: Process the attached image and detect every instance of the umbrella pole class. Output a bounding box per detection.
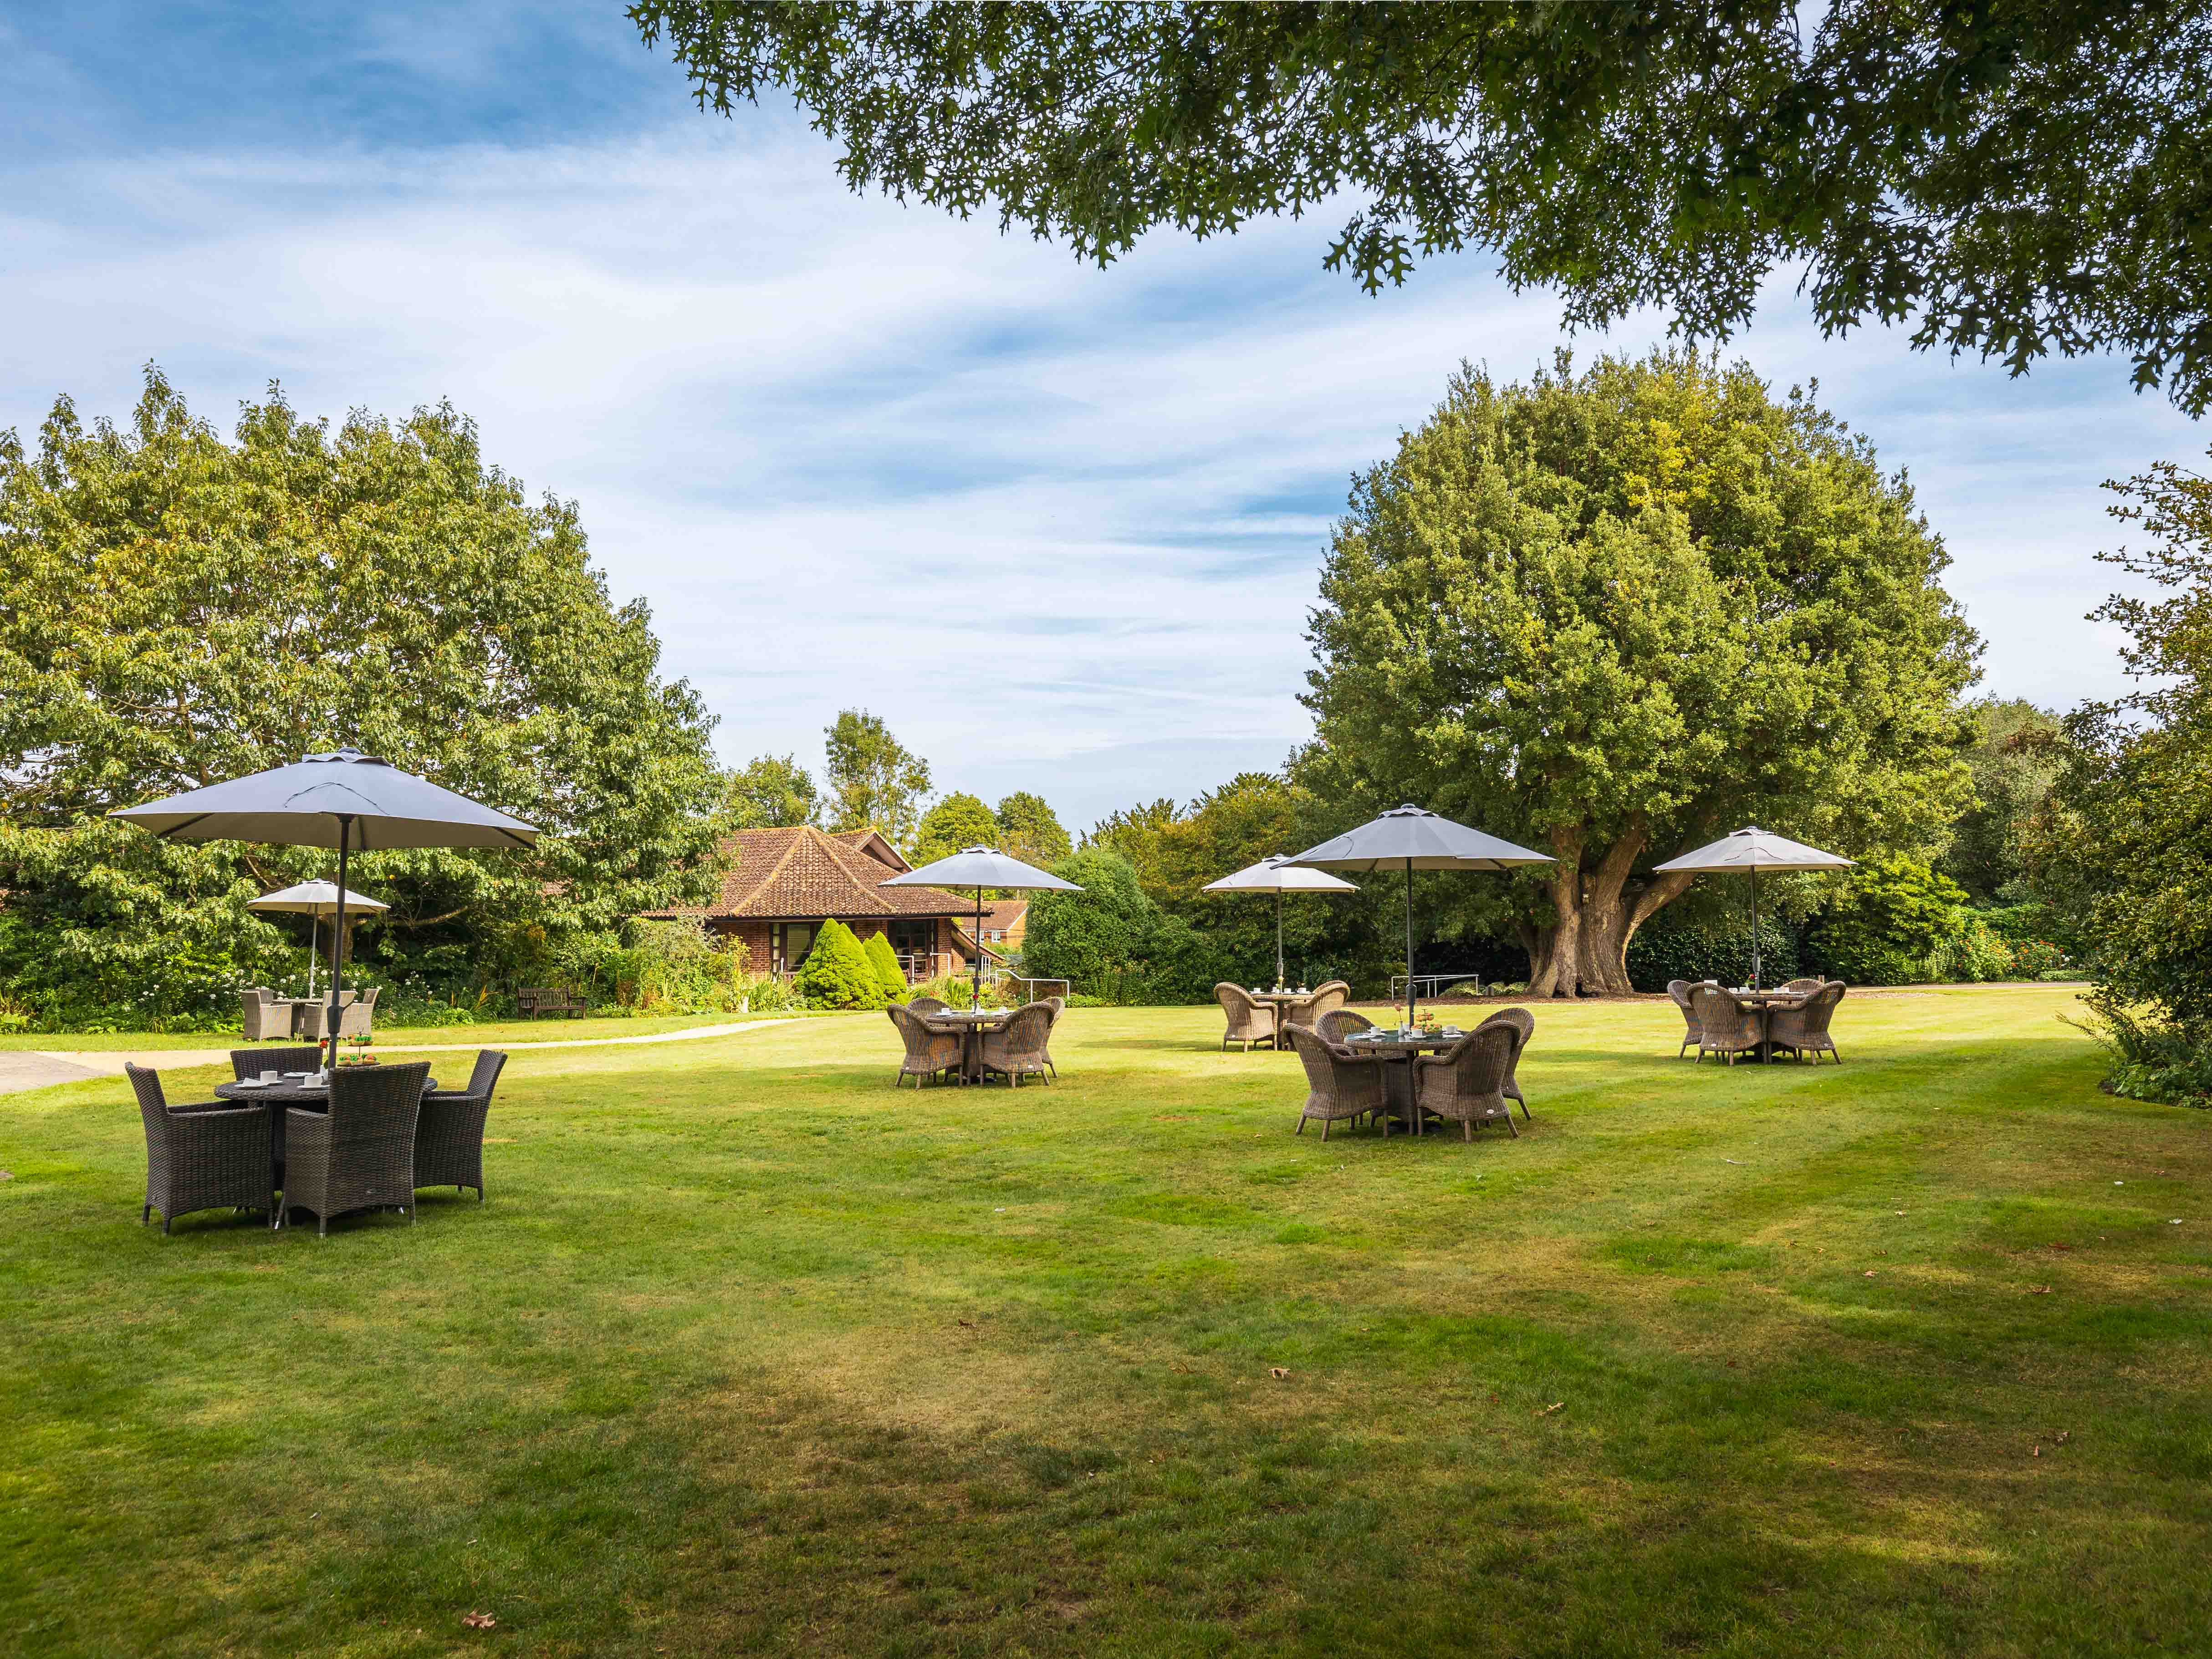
[1404,857,1416,1033]
[1749,865,1760,991]
[973,885,984,1011]
[1276,889,1285,988]
[307,914,318,1001]
[324,817,352,1066]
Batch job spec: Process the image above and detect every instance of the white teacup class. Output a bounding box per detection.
[258,1070,279,1083]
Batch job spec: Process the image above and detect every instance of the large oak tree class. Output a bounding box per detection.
[1301,351,1978,997]
[631,0,2212,411]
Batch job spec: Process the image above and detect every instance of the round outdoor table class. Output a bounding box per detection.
[1341,1029,1466,1133]
[920,1011,1011,1084]
[215,1070,440,1226]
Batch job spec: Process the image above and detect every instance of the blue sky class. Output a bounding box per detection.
[5,4,2205,835]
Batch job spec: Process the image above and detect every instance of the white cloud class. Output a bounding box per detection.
[2,119,2202,833]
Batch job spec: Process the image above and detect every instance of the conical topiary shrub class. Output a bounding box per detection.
[862,930,909,1001]
[793,918,886,1010]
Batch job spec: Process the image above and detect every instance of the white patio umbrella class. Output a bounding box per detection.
[881,846,1080,1011]
[113,748,538,1047]
[1201,855,1359,989]
[1651,827,1854,990]
[247,879,390,1001]
[1287,805,1553,1030]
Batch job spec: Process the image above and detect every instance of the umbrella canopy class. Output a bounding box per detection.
[246,881,390,1001]
[1652,827,1854,990]
[881,846,1080,1011]
[114,749,539,1050]
[246,880,391,917]
[1202,855,1359,988]
[1287,806,1552,1029]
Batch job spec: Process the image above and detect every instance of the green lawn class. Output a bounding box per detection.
[5,986,2209,1658]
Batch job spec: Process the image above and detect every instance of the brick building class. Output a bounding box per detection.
[641,825,981,983]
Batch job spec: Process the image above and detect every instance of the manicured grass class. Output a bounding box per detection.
[0,1012,765,1053]
[5,986,2210,1657]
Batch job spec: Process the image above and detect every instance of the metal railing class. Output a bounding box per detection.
[1389,973,1488,1004]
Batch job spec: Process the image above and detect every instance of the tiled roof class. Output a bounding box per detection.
[643,825,971,921]
[977,899,1028,931]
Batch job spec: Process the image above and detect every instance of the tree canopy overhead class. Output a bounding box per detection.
[1302,349,1979,997]
[631,1,2212,412]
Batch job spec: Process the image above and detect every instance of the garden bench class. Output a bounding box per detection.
[516,985,588,1018]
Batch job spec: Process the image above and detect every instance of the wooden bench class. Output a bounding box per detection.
[516,985,589,1018]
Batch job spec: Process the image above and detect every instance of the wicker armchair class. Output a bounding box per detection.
[292,990,357,1042]
[1282,980,1350,1029]
[1216,983,1277,1052]
[1475,1007,1536,1119]
[232,1046,323,1081]
[1778,977,1825,995]
[908,996,949,1016]
[980,1003,1055,1087]
[1691,986,1766,1065]
[887,1005,963,1087]
[1667,980,1703,1057]
[1316,1008,1375,1043]
[240,988,287,1041]
[1411,1025,1518,1141]
[128,1063,275,1234]
[416,1050,508,1200]
[1039,996,1064,1077]
[334,985,378,1040]
[280,1061,429,1236]
[1767,982,1845,1062]
[1283,1025,1386,1139]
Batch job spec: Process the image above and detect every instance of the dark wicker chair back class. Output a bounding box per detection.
[980,1004,1054,1085]
[1412,1024,1518,1140]
[1316,1008,1374,1043]
[1767,982,1846,1062]
[127,1061,274,1234]
[1779,976,1824,995]
[908,996,949,1015]
[1283,1024,1386,1139]
[282,1060,429,1236]
[1475,1006,1536,1117]
[887,1005,962,1087]
[1691,986,1765,1063]
[1215,982,1276,1052]
[415,1051,507,1200]
[233,1046,322,1081]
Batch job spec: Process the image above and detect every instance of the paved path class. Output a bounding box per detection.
[0,1018,801,1095]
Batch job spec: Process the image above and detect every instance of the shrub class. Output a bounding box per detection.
[792,919,886,1010]
[1626,912,1801,992]
[861,930,909,1001]
[1806,856,1968,985]
[2077,992,2212,1109]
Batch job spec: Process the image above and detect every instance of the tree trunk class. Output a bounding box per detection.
[1523,820,1696,997]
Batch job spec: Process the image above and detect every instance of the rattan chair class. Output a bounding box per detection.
[1283,1024,1387,1140]
[1475,1006,1536,1119]
[1767,981,1846,1062]
[1039,996,1065,1077]
[280,1061,429,1236]
[1691,986,1766,1065]
[240,988,287,1041]
[1667,980,1704,1057]
[1410,1025,1519,1141]
[1316,1008,1375,1043]
[1282,980,1350,1029]
[415,1050,508,1201]
[887,1005,963,1087]
[1778,976,1824,995]
[980,1003,1054,1087]
[232,1046,322,1082]
[127,1062,276,1234]
[292,990,358,1042]
[1216,983,1277,1052]
[334,985,379,1040]
[908,996,949,1016]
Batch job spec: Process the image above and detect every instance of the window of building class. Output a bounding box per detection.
[772,921,816,975]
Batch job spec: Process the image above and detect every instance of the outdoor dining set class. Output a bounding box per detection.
[240,985,378,1042]
[887,996,1064,1087]
[1671,978,1848,1064]
[131,1046,508,1235]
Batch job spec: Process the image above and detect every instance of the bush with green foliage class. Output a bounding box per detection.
[792,918,885,1010]
[1625,911,1801,992]
[1022,849,1231,1005]
[861,930,909,1001]
[1805,856,1971,985]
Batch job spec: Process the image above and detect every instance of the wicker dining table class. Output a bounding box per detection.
[1340,1028,1465,1133]
[919,1010,1012,1084]
[214,1069,440,1225]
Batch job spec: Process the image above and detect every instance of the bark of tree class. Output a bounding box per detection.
[1522,817,1697,997]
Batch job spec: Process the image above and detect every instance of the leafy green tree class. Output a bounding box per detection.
[1302,351,1977,997]
[2027,449,2212,1102]
[860,929,909,1001]
[1807,856,1971,986]
[0,369,721,1024]
[993,791,1070,868]
[911,790,998,866]
[631,1,2212,412]
[721,754,819,830]
[823,709,931,848]
[1941,698,2064,903]
[1021,848,1223,1002]
[792,917,885,1010]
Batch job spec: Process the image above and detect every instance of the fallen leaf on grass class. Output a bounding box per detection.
[2047,1242,2074,1252]
[461,1612,497,1630]
[1535,1401,1565,1418]
[2032,1445,2041,1458]
[2027,1285,2052,1295]
[955,1317,976,1328]
[1269,1367,1291,1380]
[1722,1159,1746,1166]
[2057,1430,2071,1444]
[1864,1270,1878,1277]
